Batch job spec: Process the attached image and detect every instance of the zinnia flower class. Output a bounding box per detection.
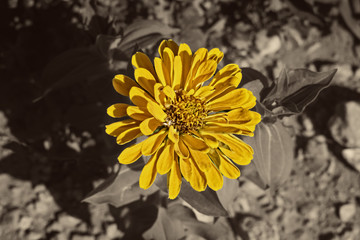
[106,39,261,199]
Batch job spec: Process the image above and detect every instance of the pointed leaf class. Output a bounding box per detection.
[83,159,158,207]
[155,176,228,216]
[263,68,336,115]
[167,204,235,240]
[142,207,185,240]
[243,120,294,191]
[118,20,180,57]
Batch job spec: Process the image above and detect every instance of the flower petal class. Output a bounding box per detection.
[146,101,167,122]
[191,60,217,88]
[185,48,208,90]
[157,142,174,174]
[212,134,254,165]
[162,47,175,86]
[142,129,168,156]
[205,162,223,191]
[168,125,179,144]
[132,52,156,77]
[107,103,129,118]
[189,157,207,191]
[118,141,143,164]
[208,48,224,64]
[180,157,192,182]
[207,88,256,111]
[182,134,209,152]
[209,64,241,87]
[199,133,219,148]
[174,138,189,159]
[134,68,157,96]
[127,106,151,121]
[162,85,176,101]
[216,149,240,179]
[140,117,162,135]
[159,39,179,59]
[219,147,252,165]
[116,126,142,145]
[154,57,167,86]
[105,119,138,136]
[172,56,182,90]
[129,87,156,107]
[168,159,182,199]
[178,43,192,89]
[139,154,158,189]
[113,75,138,96]
[188,148,211,172]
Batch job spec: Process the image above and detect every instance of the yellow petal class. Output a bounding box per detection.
[200,133,219,148]
[213,134,254,165]
[107,103,129,118]
[208,48,224,64]
[180,157,192,182]
[127,106,151,121]
[168,125,179,144]
[189,158,207,191]
[162,47,175,86]
[172,56,182,90]
[191,60,217,88]
[112,75,138,96]
[182,134,209,152]
[142,129,168,156]
[157,142,174,174]
[194,85,214,99]
[154,57,167,86]
[207,88,256,111]
[158,39,179,59]
[178,43,192,89]
[105,119,138,136]
[140,117,162,135]
[188,148,211,172]
[134,68,157,96]
[174,138,189,159]
[168,159,182,199]
[185,48,208,90]
[219,147,251,165]
[209,64,241,86]
[216,149,240,179]
[205,162,223,191]
[154,83,166,107]
[139,154,158,189]
[132,52,156,77]
[162,85,176,101]
[146,101,167,122]
[129,86,156,107]
[116,126,142,145]
[118,141,143,164]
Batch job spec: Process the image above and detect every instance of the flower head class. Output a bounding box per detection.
[106,39,261,199]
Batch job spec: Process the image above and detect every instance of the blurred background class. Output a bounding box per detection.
[0,0,360,239]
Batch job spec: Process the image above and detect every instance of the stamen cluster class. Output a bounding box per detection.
[165,90,208,133]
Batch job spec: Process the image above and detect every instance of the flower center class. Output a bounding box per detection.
[165,90,208,133]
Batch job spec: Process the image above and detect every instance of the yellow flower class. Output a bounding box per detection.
[106,39,261,199]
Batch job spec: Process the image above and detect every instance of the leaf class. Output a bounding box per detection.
[118,20,180,57]
[95,34,122,59]
[240,68,272,102]
[216,177,239,214]
[340,0,360,39]
[142,207,185,240]
[37,47,114,101]
[83,159,159,207]
[243,120,294,191]
[263,68,337,115]
[167,204,235,240]
[155,176,228,217]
